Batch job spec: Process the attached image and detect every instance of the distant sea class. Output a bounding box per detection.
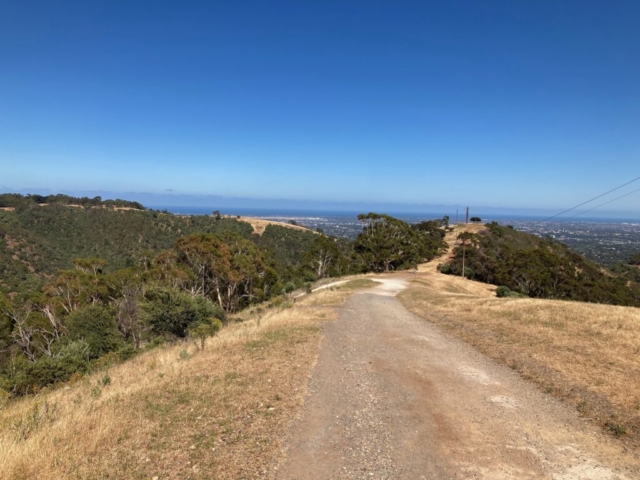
[149,205,639,224]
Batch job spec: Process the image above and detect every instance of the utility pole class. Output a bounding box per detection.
[455,209,458,224]
[462,240,466,278]
[465,207,469,224]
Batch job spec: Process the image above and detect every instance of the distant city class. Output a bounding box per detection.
[508,219,640,267]
[154,206,640,267]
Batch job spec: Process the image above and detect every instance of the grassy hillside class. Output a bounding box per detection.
[0,283,367,479]
[399,277,640,445]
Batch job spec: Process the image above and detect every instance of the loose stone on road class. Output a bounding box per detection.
[279,278,639,479]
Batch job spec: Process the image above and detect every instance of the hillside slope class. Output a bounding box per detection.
[439,221,640,306]
[0,283,368,479]
[0,205,320,294]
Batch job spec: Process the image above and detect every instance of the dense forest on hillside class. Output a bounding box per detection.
[0,203,255,294]
[440,221,640,306]
[0,197,448,397]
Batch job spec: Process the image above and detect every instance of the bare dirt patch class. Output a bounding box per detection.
[224,215,319,236]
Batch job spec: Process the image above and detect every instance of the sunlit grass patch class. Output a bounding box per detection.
[399,282,640,445]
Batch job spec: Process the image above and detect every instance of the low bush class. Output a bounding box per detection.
[495,286,526,298]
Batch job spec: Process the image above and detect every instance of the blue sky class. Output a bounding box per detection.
[1,1,639,214]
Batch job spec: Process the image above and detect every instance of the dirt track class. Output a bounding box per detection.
[278,279,639,479]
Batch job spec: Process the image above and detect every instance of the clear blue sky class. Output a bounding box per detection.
[1,1,639,213]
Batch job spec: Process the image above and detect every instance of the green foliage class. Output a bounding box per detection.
[302,235,349,279]
[12,354,89,395]
[354,213,446,272]
[612,260,640,285]
[628,252,640,266]
[0,207,459,397]
[140,287,224,338]
[175,232,276,312]
[0,293,11,354]
[470,216,482,223]
[0,203,253,294]
[255,225,318,267]
[65,306,122,359]
[188,317,223,349]
[442,222,640,306]
[495,286,526,298]
[0,193,145,210]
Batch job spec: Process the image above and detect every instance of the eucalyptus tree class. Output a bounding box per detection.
[354,213,432,272]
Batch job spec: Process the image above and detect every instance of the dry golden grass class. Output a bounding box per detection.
[0,287,363,479]
[399,278,640,443]
[223,215,318,236]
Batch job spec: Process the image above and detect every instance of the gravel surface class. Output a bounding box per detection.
[278,278,640,479]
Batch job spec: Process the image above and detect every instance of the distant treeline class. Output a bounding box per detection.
[0,193,145,210]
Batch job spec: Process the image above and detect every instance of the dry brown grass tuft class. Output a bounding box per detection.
[399,279,640,443]
[0,286,364,479]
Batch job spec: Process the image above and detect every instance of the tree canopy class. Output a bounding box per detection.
[354,213,446,272]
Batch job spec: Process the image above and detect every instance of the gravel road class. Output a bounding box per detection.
[278,278,640,479]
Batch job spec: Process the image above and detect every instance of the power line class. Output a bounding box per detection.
[565,186,640,220]
[542,174,640,222]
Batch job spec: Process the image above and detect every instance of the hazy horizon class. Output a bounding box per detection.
[3,186,640,221]
[2,1,639,216]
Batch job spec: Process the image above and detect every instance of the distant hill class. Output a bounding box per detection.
[0,196,317,295]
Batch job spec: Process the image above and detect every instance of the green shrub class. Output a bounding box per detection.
[437,263,451,274]
[283,281,297,293]
[140,287,225,338]
[66,306,122,359]
[188,317,223,349]
[496,286,512,297]
[496,286,526,298]
[13,355,88,394]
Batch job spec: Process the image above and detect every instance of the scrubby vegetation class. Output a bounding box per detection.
[0,199,449,398]
[440,221,640,306]
[5,201,636,402]
[629,252,640,266]
[0,199,253,294]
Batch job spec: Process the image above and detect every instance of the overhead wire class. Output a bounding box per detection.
[542,174,640,222]
[565,186,640,220]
